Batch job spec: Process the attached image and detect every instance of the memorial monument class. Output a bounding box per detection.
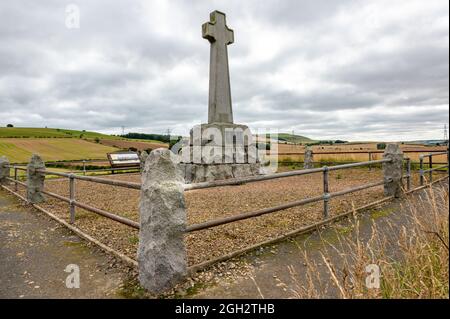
[180,11,260,183]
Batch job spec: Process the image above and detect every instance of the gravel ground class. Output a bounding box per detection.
[12,168,434,266]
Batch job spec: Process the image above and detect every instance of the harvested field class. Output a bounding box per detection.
[0,138,118,163]
[276,143,448,164]
[99,139,168,151]
[10,168,442,266]
[277,142,447,154]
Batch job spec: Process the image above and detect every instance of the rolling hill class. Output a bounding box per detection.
[0,127,121,139]
[274,133,315,144]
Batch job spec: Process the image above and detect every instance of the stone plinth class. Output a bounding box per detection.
[181,162,260,183]
[180,122,260,183]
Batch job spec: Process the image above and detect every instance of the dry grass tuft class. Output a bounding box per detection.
[283,183,449,299]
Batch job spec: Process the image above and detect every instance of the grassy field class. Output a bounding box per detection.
[0,138,118,163]
[0,127,121,139]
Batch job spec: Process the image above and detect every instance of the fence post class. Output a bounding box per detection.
[304,147,314,169]
[419,155,424,186]
[139,150,149,173]
[447,147,449,173]
[69,174,76,224]
[82,160,86,176]
[138,148,187,294]
[323,166,330,219]
[428,155,433,183]
[405,158,411,191]
[26,154,46,204]
[383,144,404,198]
[0,156,10,185]
[368,152,372,171]
[14,167,18,191]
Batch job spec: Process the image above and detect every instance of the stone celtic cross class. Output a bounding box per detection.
[202,10,234,124]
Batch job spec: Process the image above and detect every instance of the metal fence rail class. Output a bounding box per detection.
[278,149,449,155]
[185,159,393,233]
[183,158,391,191]
[36,169,141,189]
[419,149,449,185]
[185,179,389,233]
[4,164,140,229]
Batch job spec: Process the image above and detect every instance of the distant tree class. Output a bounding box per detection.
[377,143,387,150]
[122,132,171,143]
[6,124,13,127]
[94,137,100,143]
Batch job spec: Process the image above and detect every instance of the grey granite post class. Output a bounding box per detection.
[26,154,46,203]
[0,156,10,185]
[304,147,314,169]
[139,150,148,173]
[138,148,187,293]
[382,144,404,198]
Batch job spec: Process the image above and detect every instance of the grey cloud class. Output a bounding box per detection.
[0,0,448,140]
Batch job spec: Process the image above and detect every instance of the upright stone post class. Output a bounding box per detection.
[138,148,187,293]
[26,154,46,203]
[0,156,10,185]
[383,144,404,198]
[139,150,148,173]
[304,147,314,169]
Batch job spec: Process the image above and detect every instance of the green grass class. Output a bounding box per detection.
[0,127,121,139]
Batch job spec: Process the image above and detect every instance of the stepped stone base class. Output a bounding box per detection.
[180,163,260,183]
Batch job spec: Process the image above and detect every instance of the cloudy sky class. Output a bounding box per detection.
[0,0,448,141]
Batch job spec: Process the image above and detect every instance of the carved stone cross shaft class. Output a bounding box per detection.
[202,11,234,124]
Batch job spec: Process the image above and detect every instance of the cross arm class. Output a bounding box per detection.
[225,27,234,45]
[202,22,215,43]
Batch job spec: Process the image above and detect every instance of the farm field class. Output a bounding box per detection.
[0,138,118,163]
[9,167,438,266]
[275,143,448,163]
[0,127,121,139]
[98,139,168,151]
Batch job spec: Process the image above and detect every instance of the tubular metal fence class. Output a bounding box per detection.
[1,147,448,275]
[184,158,392,232]
[4,165,140,229]
[419,151,449,185]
